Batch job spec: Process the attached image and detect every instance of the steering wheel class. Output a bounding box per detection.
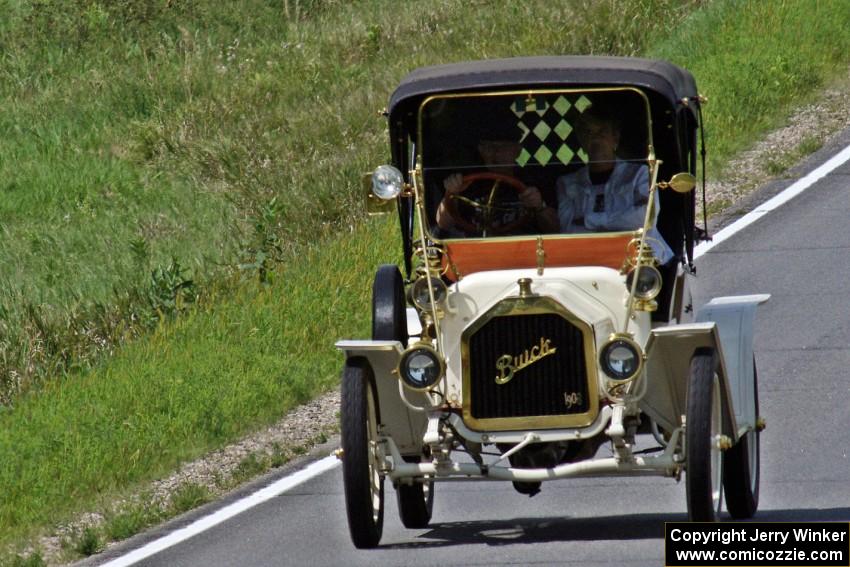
[444,173,529,236]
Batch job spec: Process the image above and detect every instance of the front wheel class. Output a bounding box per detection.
[341,359,384,548]
[686,349,724,522]
[723,358,760,519]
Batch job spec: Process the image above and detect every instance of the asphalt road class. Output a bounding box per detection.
[90,131,850,567]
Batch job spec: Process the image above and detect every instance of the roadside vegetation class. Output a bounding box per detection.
[1,0,849,562]
[0,0,698,401]
[649,0,850,176]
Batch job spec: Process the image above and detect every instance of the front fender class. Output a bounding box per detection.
[695,294,770,437]
[641,293,769,442]
[642,323,736,438]
[336,340,429,454]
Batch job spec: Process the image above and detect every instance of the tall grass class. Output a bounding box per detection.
[0,0,701,549]
[650,0,850,174]
[0,0,696,399]
[0,215,399,546]
[1,0,849,558]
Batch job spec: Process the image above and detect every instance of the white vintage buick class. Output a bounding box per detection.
[336,56,767,548]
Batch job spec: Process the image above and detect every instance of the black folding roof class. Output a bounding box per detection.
[388,55,699,122]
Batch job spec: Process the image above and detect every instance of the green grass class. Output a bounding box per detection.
[0,215,399,551]
[168,483,212,516]
[765,135,826,176]
[231,454,269,486]
[649,0,850,176]
[1,0,849,560]
[72,527,102,557]
[7,553,45,567]
[0,0,695,399]
[103,500,163,543]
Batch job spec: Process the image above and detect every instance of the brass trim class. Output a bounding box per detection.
[363,173,395,215]
[494,337,557,385]
[419,313,437,340]
[460,295,599,431]
[410,275,448,314]
[658,172,696,193]
[630,264,662,299]
[517,278,534,298]
[622,148,663,331]
[410,158,445,353]
[632,298,658,313]
[598,332,644,384]
[415,87,655,245]
[627,264,662,313]
[444,228,637,245]
[536,236,545,275]
[396,342,446,392]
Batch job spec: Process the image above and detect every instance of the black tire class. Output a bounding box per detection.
[341,359,384,548]
[723,358,760,519]
[396,460,434,528]
[375,266,429,528]
[686,348,724,522]
[372,265,408,347]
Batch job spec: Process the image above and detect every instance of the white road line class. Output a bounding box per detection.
[102,142,850,567]
[694,143,850,258]
[100,456,340,567]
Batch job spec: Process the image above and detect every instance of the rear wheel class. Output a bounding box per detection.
[396,464,434,529]
[686,349,724,522]
[341,359,384,548]
[723,359,760,519]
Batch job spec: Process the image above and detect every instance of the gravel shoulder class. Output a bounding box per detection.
[703,69,850,230]
[34,66,850,566]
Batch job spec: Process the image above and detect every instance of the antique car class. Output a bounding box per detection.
[336,56,767,548]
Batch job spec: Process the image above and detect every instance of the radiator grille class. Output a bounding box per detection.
[461,296,598,430]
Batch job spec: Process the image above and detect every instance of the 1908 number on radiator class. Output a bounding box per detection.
[564,392,583,409]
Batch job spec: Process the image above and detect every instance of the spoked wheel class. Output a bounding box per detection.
[396,457,434,529]
[686,348,724,522]
[341,359,384,548]
[723,358,760,519]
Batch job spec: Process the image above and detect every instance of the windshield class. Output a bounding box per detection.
[419,89,653,241]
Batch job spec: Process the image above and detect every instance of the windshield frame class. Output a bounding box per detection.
[415,87,655,245]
